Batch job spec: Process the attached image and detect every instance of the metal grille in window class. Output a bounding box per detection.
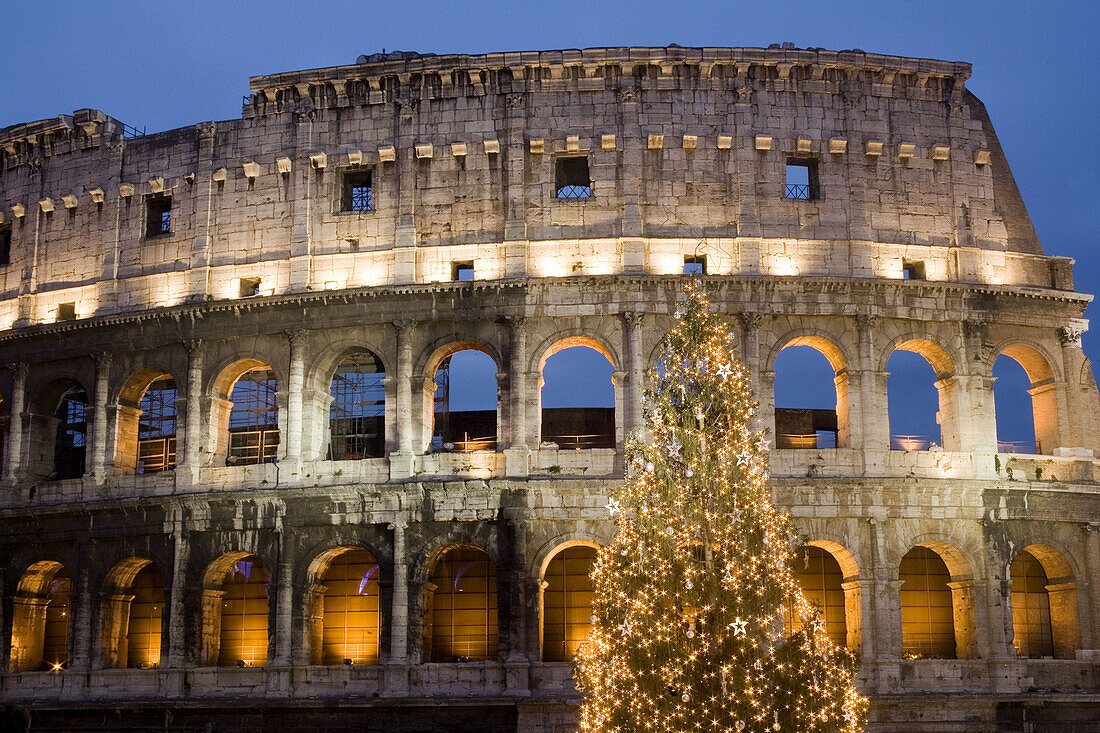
[54,386,87,480]
[228,369,279,465]
[138,377,177,474]
[146,197,172,237]
[329,352,385,460]
[351,185,372,211]
[555,157,592,199]
[784,161,818,200]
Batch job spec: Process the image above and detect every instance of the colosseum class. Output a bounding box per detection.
[0,44,1096,732]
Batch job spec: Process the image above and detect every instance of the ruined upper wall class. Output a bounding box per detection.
[0,46,1054,328]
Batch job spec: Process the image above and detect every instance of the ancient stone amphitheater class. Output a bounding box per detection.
[0,45,1096,732]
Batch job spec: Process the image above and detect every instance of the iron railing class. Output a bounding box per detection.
[998,440,1037,454]
[785,183,811,200]
[556,184,592,199]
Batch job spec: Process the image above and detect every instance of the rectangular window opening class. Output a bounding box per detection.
[555,156,592,199]
[902,260,926,280]
[0,227,10,266]
[784,159,819,200]
[684,255,707,275]
[239,277,262,298]
[57,302,76,321]
[342,171,373,212]
[145,196,172,237]
[452,261,475,282]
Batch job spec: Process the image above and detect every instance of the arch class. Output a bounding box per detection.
[327,349,386,460]
[211,359,280,466]
[200,552,270,667]
[26,379,89,481]
[115,368,179,474]
[1011,544,1080,659]
[538,336,616,450]
[534,334,619,374]
[540,542,599,662]
[424,544,498,662]
[899,542,976,659]
[884,338,954,449]
[305,546,382,665]
[424,343,499,453]
[788,541,861,653]
[10,561,71,672]
[771,334,850,449]
[100,557,165,668]
[993,342,1062,455]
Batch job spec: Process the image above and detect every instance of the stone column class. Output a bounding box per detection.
[738,313,763,401]
[504,516,531,696]
[505,316,528,450]
[391,321,415,479]
[283,330,306,464]
[1084,523,1100,652]
[98,592,136,669]
[69,562,94,672]
[272,503,293,668]
[180,340,204,473]
[389,521,409,662]
[164,505,189,669]
[1058,327,1093,453]
[854,315,890,453]
[622,312,645,437]
[841,579,865,657]
[89,353,112,479]
[947,579,978,659]
[1046,582,1082,659]
[4,363,27,483]
[960,320,998,454]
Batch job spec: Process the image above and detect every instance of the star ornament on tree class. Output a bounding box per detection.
[730,617,748,637]
[605,497,621,517]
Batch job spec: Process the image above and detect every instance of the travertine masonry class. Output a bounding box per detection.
[0,46,1097,732]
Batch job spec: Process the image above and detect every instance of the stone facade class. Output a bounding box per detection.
[0,46,1096,732]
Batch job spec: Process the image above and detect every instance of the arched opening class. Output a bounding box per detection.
[1011,545,1079,659]
[9,561,71,672]
[899,543,975,659]
[424,546,498,662]
[773,339,847,449]
[328,351,385,460]
[100,558,165,668]
[222,364,279,466]
[53,385,88,480]
[201,553,270,667]
[541,544,598,662]
[888,340,955,451]
[116,370,178,474]
[995,345,1059,455]
[539,340,615,450]
[788,546,849,649]
[308,548,382,665]
[430,348,497,452]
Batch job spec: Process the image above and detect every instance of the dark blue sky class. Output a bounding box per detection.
[3,1,1095,445]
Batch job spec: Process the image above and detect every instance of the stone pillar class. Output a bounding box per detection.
[69,562,94,672]
[959,320,998,454]
[4,363,27,483]
[272,504,293,668]
[834,370,854,448]
[89,353,112,479]
[1058,327,1093,452]
[504,317,530,476]
[738,313,763,405]
[622,312,645,437]
[98,592,136,669]
[389,521,409,663]
[1084,523,1100,652]
[164,508,189,669]
[391,321,415,479]
[947,579,978,659]
[504,516,531,695]
[181,340,204,473]
[9,596,49,673]
[1046,582,1082,659]
[841,579,865,657]
[854,315,890,453]
[283,330,306,464]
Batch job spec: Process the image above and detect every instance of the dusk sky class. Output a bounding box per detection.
[2,0,1095,446]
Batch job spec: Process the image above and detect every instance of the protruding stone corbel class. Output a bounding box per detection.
[974,150,991,166]
[647,134,664,150]
[308,153,328,170]
[717,135,732,150]
[211,168,227,182]
[242,161,261,179]
[682,135,697,150]
[483,140,500,155]
[38,199,54,213]
[528,139,544,155]
[865,141,883,157]
[89,188,105,204]
[897,143,916,159]
[414,144,434,159]
[829,138,847,154]
[565,135,580,152]
[148,177,166,194]
[754,135,772,151]
[450,143,467,157]
[275,156,292,174]
[932,145,950,161]
[11,203,25,218]
[344,151,360,166]
[378,146,396,163]
[601,134,616,150]
[118,184,135,198]
[796,138,813,154]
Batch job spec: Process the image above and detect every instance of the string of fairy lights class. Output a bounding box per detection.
[575,282,868,732]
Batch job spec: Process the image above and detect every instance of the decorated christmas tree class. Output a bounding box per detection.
[575,282,867,733]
